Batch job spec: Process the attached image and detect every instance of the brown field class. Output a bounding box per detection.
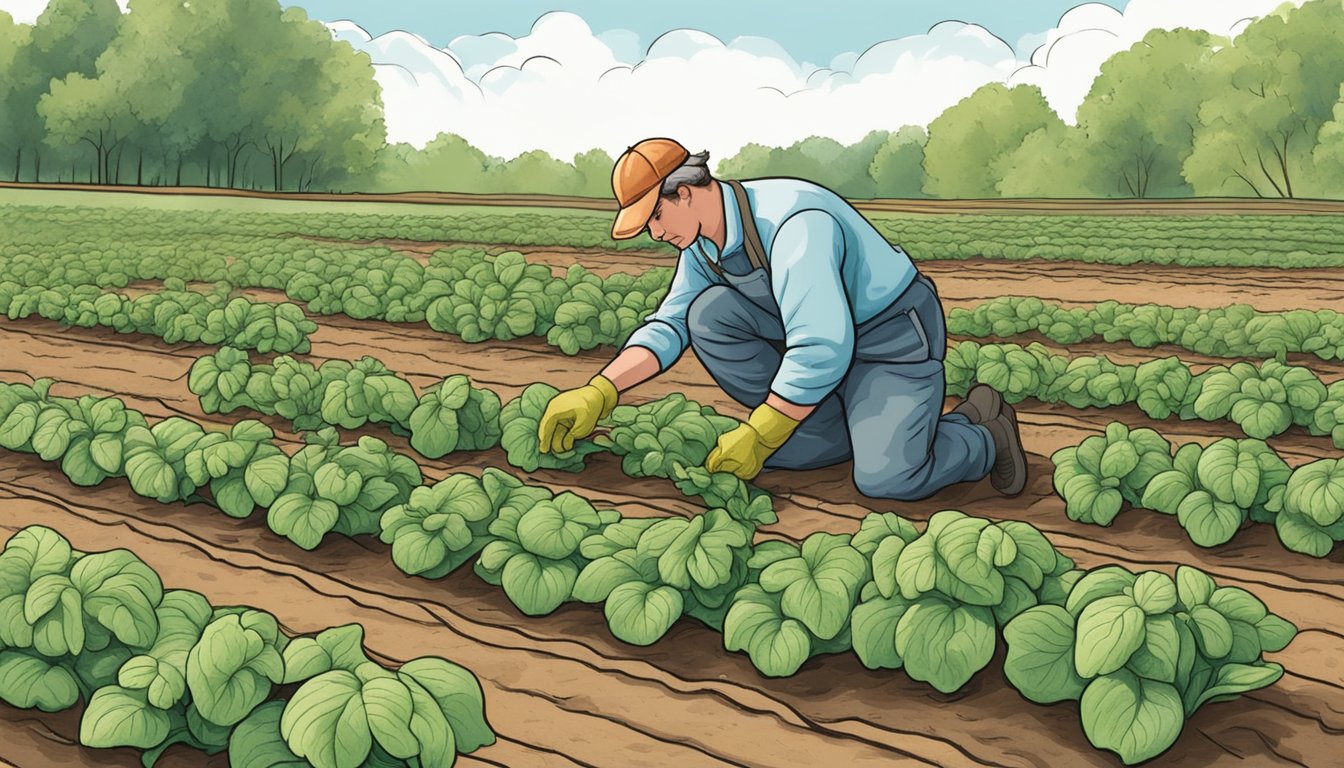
[8,180,1344,214]
[1,252,1342,768]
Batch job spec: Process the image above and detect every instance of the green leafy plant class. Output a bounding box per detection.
[123,418,209,504]
[723,532,869,677]
[849,510,1076,692]
[408,374,503,458]
[268,429,422,550]
[380,470,503,578]
[0,525,495,768]
[1051,423,1173,525]
[425,251,560,342]
[475,487,618,616]
[1274,458,1344,557]
[184,420,291,519]
[1194,360,1327,439]
[597,393,739,479]
[1140,438,1290,546]
[1003,565,1297,765]
[498,383,605,472]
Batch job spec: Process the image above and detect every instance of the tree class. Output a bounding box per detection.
[993,123,1104,197]
[5,0,121,182]
[869,125,927,198]
[486,150,585,195]
[366,134,492,192]
[1184,0,1344,197]
[573,148,615,197]
[922,83,1064,198]
[0,11,33,180]
[1074,28,1220,198]
[1312,85,1344,198]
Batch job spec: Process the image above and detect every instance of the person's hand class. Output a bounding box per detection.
[538,375,619,453]
[705,403,800,480]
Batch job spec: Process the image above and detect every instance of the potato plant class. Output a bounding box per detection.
[0,525,495,768]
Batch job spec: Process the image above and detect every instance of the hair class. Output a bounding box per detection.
[660,151,712,199]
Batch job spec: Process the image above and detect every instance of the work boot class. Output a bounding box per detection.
[951,383,1002,424]
[982,400,1028,497]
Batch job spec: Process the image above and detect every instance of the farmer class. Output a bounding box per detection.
[537,137,1026,500]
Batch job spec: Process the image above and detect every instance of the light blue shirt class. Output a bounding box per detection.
[623,178,918,405]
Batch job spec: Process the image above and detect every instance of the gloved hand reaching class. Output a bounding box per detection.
[705,402,800,480]
[538,375,619,453]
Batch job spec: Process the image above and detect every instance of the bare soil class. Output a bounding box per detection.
[9,181,1344,214]
[0,317,1340,767]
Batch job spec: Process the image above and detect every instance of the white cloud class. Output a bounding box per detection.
[335,12,1017,160]
[0,0,127,24]
[1010,0,1308,121]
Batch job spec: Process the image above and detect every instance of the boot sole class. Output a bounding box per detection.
[991,401,1028,497]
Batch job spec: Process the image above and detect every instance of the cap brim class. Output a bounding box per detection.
[611,185,660,240]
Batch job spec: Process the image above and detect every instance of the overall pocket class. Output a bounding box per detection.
[853,276,945,364]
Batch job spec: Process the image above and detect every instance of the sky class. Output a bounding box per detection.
[0,0,1303,160]
[283,0,1123,68]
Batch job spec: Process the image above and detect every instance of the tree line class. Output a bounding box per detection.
[2,0,1343,198]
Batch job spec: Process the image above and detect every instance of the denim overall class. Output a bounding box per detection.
[686,181,994,501]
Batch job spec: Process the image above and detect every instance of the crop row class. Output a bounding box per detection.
[0,377,1299,765]
[1054,422,1344,557]
[9,227,1344,369]
[949,296,1344,363]
[0,279,315,354]
[188,343,1344,483]
[9,203,1344,267]
[947,343,1344,449]
[0,524,494,768]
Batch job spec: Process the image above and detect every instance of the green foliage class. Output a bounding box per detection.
[0,525,494,767]
[850,510,1076,692]
[1051,423,1174,526]
[498,383,605,472]
[425,251,560,342]
[1194,360,1326,439]
[1056,421,1336,556]
[379,470,508,579]
[184,420,290,519]
[408,375,502,458]
[1004,565,1296,765]
[598,393,740,479]
[949,296,1344,365]
[269,429,422,550]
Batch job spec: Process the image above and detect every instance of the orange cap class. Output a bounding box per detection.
[610,138,691,240]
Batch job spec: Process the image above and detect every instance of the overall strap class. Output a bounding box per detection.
[727,180,770,274]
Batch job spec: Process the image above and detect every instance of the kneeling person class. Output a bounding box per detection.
[537,138,1027,501]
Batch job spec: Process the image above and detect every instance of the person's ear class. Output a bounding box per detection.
[677,184,693,203]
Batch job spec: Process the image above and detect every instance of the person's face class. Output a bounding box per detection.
[645,186,700,250]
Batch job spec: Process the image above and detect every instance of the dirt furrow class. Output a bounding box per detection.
[1,318,1341,604]
[1,455,1338,767]
[1,318,1342,765]
[0,473,1014,768]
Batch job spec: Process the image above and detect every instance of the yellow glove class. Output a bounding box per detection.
[538,375,619,454]
[704,403,800,480]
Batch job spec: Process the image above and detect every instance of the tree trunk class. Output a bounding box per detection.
[137,150,143,186]
[34,149,41,183]
[176,158,182,186]
[114,145,124,185]
[12,147,18,183]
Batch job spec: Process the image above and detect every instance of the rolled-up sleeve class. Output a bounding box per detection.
[768,210,854,405]
[623,251,714,370]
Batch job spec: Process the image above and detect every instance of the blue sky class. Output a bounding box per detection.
[288,0,1127,62]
